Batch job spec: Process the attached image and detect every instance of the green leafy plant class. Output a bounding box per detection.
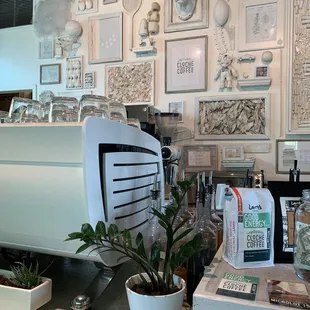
[9,261,50,290]
[66,176,204,295]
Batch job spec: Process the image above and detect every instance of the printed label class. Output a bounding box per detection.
[216,273,259,301]
[243,212,271,262]
[295,222,310,271]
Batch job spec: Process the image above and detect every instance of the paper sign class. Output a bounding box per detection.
[188,151,211,167]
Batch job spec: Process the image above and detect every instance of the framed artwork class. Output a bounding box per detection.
[222,145,245,161]
[165,36,207,94]
[182,145,218,172]
[254,65,269,78]
[105,60,155,105]
[164,0,208,33]
[39,39,54,59]
[286,1,310,134]
[238,0,285,51]
[194,94,271,140]
[76,0,98,15]
[88,13,123,64]
[169,102,184,122]
[40,64,61,85]
[84,72,95,89]
[103,0,117,4]
[276,140,310,174]
[66,56,83,90]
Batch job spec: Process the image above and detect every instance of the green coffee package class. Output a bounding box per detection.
[223,188,275,269]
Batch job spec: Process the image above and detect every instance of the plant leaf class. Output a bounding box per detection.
[76,243,93,254]
[172,228,193,245]
[95,221,107,238]
[122,229,133,249]
[65,232,83,241]
[173,218,189,235]
[81,223,95,236]
[136,233,147,259]
[151,241,161,272]
[108,224,120,242]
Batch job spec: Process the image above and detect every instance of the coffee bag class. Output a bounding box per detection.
[223,188,275,269]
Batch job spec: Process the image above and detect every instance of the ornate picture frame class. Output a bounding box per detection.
[286,1,310,134]
[165,36,207,94]
[84,72,95,89]
[88,12,123,64]
[238,0,285,51]
[182,145,218,172]
[105,60,155,106]
[164,0,208,33]
[194,94,271,140]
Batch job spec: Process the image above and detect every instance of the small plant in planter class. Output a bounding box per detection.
[0,261,52,310]
[66,177,205,310]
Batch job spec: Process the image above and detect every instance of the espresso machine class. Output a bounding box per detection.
[155,112,181,186]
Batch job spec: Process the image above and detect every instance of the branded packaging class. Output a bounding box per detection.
[223,188,275,269]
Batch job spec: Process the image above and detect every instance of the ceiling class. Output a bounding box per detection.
[0,0,33,29]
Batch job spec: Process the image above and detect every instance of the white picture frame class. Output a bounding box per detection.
[39,39,54,59]
[165,36,207,94]
[222,145,245,161]
[76,0,98,15]
[254,65,269,78]
[58,91,92,101]
[105,60,155,106]
[238,0,285,52]
[195,93,271,140]
[169,102,184,122]
[66,56,83,90]
[84,72,95,89]
[88,13,123,64]
[164,0,208,33]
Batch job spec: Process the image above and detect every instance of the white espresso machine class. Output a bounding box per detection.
[0,118,163,267]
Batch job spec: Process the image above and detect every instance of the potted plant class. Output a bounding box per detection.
[66,177,204,310]
[0,261,52,310]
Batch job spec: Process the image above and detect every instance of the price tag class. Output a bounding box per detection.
[216,273,259,301]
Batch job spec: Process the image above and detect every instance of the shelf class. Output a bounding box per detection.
[237,78,272,89]
[132,46,157,57]
[194,247,310,310]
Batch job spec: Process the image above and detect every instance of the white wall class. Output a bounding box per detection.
[0,0,303,181]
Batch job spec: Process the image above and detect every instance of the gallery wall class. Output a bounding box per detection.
[0,0,304,180]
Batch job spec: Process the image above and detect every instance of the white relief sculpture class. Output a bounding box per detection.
[148,2,160,35]
[214,0,230,27]
[174,0,198,21]
[198,98,266,136]
[214,54,238,90]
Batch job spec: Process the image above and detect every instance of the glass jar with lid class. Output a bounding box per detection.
[50,97,79,123]
[294,189,310,282]
[79,95,109,122]
[9,97,41,123]
[109,101,127,124]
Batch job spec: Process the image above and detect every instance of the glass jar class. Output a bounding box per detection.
[109,102,127,124]
[50,97,79,123]
[294,189,310,282]
[0,111,9,123]
[9,97,41,123]
[79,95,109,122]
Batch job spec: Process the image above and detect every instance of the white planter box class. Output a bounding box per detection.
[0,269,52,310]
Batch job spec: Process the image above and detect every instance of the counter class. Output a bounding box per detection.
[193,247,310,310]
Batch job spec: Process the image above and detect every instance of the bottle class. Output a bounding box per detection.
[210,184,224,250]
[145,175,163,251]
[294,189,310,282]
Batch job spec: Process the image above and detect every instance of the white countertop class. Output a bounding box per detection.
[193,247,310,310]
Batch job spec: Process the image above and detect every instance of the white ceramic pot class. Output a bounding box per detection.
[0,269,52,310]
[125,273,186,310]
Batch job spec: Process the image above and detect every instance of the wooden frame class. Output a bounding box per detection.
[165,36,208,94]
[222,145,245,161]
[84,72,95,89]
[66,56,83,90]
[238,0,285,51]
[276,139,310,174]
[105,60,155,106]
[194,93,271,140]
[182,145,218,172]
[164,0,208,33]
[88,12,123,64]
[254,65,270,78]
[40,64,61,85]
